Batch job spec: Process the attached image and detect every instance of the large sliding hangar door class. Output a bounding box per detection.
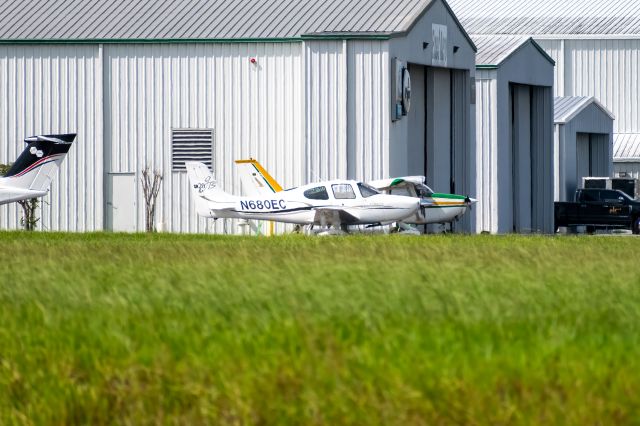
[405,64,470,231]
[388,0,477,232]
[509,83,553,233]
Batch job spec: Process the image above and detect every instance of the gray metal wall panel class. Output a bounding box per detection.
[0,45,103,231]
[104,43,305,234]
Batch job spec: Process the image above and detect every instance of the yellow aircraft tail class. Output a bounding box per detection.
[234,159,283,197]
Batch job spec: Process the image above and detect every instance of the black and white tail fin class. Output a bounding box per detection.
[0,134,76,191]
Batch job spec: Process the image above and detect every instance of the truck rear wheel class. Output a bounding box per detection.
[633,217,640,235]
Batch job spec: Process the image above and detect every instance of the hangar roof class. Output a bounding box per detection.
[554,96,615,124]
[614,134,640,161]
[0,0,471,43]
[448,0,640,36]
[473,35,554,68]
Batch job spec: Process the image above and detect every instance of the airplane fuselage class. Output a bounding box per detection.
[196,180,420,226]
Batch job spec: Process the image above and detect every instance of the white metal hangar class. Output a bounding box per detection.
[554,97,614,202]
[473,36,555,234]
[0,0,477,234]
[449,0,640,189]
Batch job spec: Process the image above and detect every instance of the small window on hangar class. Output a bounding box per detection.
[171,129,214,171]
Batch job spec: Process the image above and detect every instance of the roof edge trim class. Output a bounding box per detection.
[0,37,305,45]
[301,32,392,40]
[0,32,399,44]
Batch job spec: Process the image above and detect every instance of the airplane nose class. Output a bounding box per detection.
[465,196,478,205]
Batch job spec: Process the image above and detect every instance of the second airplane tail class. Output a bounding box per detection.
[185,161,235,217]
[234,159,283,197]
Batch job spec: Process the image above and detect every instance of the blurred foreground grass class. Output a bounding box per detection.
[1,232,639,424]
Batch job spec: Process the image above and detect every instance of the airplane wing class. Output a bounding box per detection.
[369,176,425,191]
[313,207,360,226]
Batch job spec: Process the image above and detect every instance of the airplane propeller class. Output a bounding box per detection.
[464,196,477,210]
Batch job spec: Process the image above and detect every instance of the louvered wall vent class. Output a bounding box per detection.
[171,129,214,171]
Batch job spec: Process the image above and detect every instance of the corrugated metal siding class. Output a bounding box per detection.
[535,39,564,95]
[0,45,102,231]
[0,0,434,40]
[347,40,390,182]
[565,39,640,134]
[304,41,347,182]
[535,39,638,134]
[474,70,498,232]
[448,0,640,35]
[105,42,304,233]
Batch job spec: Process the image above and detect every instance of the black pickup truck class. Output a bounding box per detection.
[555,188,640,234]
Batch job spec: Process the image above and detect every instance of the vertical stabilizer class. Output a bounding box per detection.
[185,161,235,217]
[234,159,283,197]
[1,134,76,191]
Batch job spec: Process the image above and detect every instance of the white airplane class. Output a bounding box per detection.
[186,161,421,231]
[234,159,476,229]
[368,176,477,226]
[0,134,76,205]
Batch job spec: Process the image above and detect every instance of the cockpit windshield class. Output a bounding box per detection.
[415,184,433,198]
[358,182,380,198]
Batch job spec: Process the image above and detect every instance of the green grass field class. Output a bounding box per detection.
[1,232,639,425]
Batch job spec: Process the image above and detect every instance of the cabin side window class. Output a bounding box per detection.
[332,184,356,199]
[304,186,329,200]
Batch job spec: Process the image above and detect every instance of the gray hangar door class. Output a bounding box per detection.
[406,65,469,195]
[576,132,610,185]
[510,84,554,233]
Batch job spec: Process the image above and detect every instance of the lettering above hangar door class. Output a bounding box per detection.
[432,24,448,67]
